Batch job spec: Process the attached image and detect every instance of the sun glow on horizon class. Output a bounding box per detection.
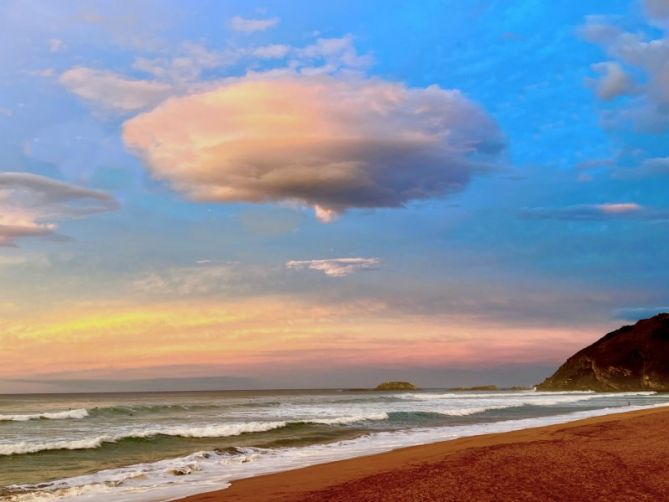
[1,295,604,384]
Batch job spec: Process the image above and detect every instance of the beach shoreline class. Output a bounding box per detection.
[176,405,669,501]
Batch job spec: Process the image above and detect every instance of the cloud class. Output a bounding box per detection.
[59,35,370,115]
[286,257,380,277]
[133,257,379,295]
[132,262,243,295]
[0,224,53,246]
[0,251,49,269]
[644,0,669,26]
[641,157,669,174]
[229,16,279,33]
[0,255,30,266]
[131,261,285,297]
[251,44,291,59]
[588,62,635,100]
[614,157,669,179]
[522,202,669,221]
[132,43,223,83]
[0,172,118,246]
[295,35,372,73]
[59,67,173,112]
[581,11,669,132]
[123,74,503,221]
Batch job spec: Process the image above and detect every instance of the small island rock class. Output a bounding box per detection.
[374,381,418,391]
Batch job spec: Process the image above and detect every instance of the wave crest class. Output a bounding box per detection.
[304,412,389,425]
[0,409,89,422]
[0,413,391,457]
[0,421,287,456]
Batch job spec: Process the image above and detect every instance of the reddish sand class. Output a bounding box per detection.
[179,407,669,501]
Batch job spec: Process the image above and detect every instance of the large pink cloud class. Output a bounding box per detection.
[123,75,503,221]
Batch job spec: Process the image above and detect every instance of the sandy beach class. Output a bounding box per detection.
[178,406,669,502]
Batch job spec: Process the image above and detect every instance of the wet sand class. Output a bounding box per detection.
[178,406,669,501]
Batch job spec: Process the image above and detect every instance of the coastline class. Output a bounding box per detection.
[176,405,669,501]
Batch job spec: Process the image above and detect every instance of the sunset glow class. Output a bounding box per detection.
[1,0,668,393]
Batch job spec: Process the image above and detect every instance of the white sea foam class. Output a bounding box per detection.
[0,413,395,457]
[221,391,659,425]
[397,390,654,401]
[0,409,89,422]
[6,403,668,502]
[305,412,389,424]
[133,421,289,439]
[434,405,513,416]
[0,422,288,456]
[392,391,658,416]
[3,390,659,458]
[379,395,597,418]
[0,437,108,456]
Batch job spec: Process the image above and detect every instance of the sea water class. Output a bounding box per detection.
[1,389,667,501]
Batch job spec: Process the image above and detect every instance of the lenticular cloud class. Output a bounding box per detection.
[123,75,503,221]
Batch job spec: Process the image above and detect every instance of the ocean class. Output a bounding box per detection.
[1,389,667,501]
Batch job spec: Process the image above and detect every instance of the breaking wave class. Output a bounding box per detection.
[0,413,390,456]
[0,409,89,422]
[0,422,287,456]
[6,403,668,502]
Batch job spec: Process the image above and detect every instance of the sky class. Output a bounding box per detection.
[1,0,668,393]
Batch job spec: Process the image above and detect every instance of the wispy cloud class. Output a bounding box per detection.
[286,257,380,277]
[59,67,173,112]
[132,262,241,295]
[640,157,669,176]
[58,35,370,114]
[644,0,669,26]
[521,203,669,221]
[0,172,118,246]
[228,15,279,33]
[132,42,223,83]
[609,157,669,180]
[581,6,669,132]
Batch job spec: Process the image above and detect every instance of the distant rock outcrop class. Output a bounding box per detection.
[537,313,669,391]
[374,381,417,391]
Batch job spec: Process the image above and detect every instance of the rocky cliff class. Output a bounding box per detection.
[536,313,669,391]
